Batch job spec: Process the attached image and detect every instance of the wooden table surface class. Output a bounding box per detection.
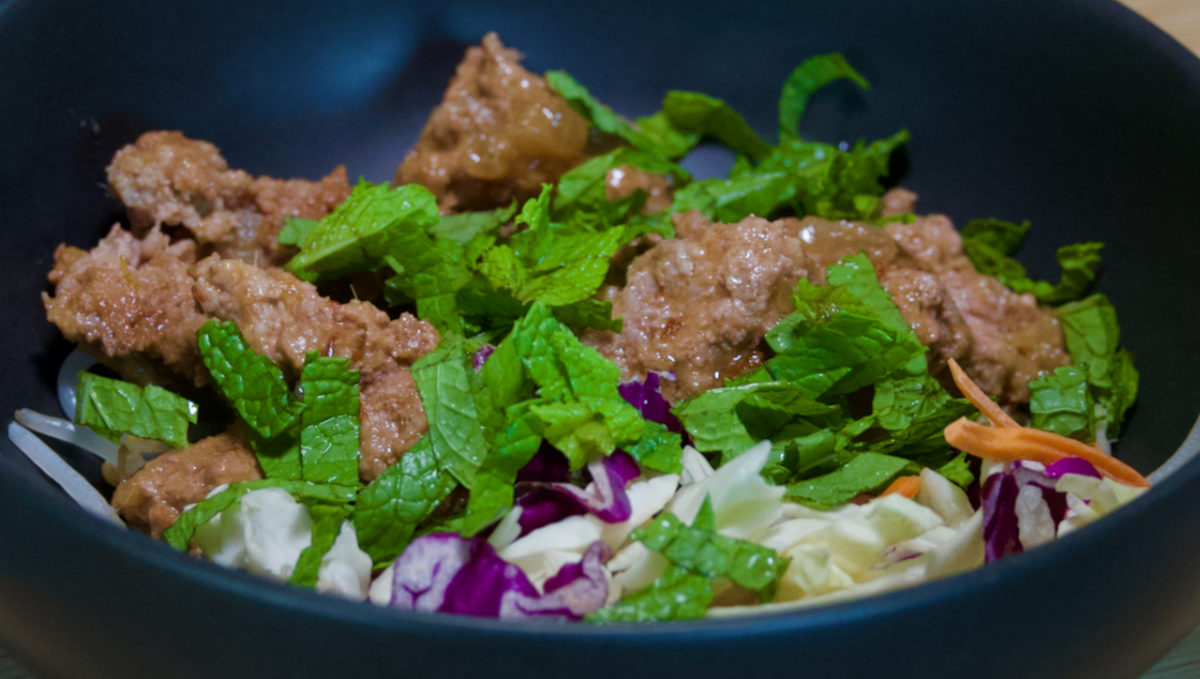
[2,1,1199,677]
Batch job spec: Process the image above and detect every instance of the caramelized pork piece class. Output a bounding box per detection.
[606,164,674,213]
[111,430,262,537]
[107,131,351,266]
[395,33,589,212]
[192,257,439,479]
[586,209,1068,405]
[44,229,440,484]
[43,225,209,386]
[587,212,819,401]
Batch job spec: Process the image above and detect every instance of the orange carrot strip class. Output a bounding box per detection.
[947,358,1018,428]
[944,417,1150,488]
[880,474,922,499]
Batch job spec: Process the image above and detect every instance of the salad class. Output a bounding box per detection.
[10,33,1148,622]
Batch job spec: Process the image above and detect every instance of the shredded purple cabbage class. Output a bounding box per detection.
[982,461,1078,563]
[1043,457,1101,479]
[472,344,495,372]
[388,534,609,620]
[514,451,640,536]
[982,472,1022,563]
[502,541,611,619]
[618,372,681,432]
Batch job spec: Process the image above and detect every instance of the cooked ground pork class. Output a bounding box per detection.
[107,130,351,266]
[43,228,439,486]
[585,208,1068,405]
[394,33,589,212]
[192,256,438,479]
[606,164,674,214]
[43,225,209,386]
[111,429,262,538]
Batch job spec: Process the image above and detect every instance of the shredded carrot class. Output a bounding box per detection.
[880,474,922,499]
[944,418,1150,488]
[947,358,1018,428]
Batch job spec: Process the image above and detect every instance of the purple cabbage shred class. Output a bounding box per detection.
[982,461,1077,563]
[472,344,495,372]
[1043,457,1101,479]
[389,533,609,620]
[618,372,682,432]
[514,451,640,536]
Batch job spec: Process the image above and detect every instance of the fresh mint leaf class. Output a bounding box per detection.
[633,111,700,159]
[163,479,356,551]
[351,438,457,568]
[546,71,679,158]
[632,512,790,600]
[784,451,909,509]
[1054,294,1139,437]
[867,374,973,456]
[961,219,1103,304]
[278,216,320,247]
[551,299,623,333]
[778,53,869,140]
[625,420,683,474]
[765,277,925,398]
[511,303,644,467]
[662,90,772,161]
[288,504,350,588]
[961,218,1029,256]
[1029,365,1094,441]
[588,565,713,622]
[429,202,517,244]
[74,372,197,448]
[249,428,302,481]
[285,181,439,282]
[298,355,360,487]
[411,335,489,488]
[554,148,688,227]
[197,320,297,439]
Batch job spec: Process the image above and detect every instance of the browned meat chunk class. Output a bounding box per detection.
[44,229,440,482]
[192,256,440,479]
[395,33,589,212]
[586,208,1068,405]
[107,130,351,266]
[43,225,209,386]
[606,165,674,214]
[111,430,262,537]
[587,212,819,401]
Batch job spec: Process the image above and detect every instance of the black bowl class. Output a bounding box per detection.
[3,1,1200,677]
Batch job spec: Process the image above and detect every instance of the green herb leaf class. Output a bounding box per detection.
[778,53,869,140]
[197,320,297,439]
[547,71,680,158]
[278,216,320,247]
[163,479,357,551]
[588,565,713,623]
[961,219,1103,305]
[662,90,773,161]
[298,355,360,487]
[411,335,489,488]
[288,504,350,588]
[1052,294,1139,437]
[632,512,790,600]
[625,420,683,474]
[429,202,517,244]
[285,181,439,282]
[74,372,197,448]
[1029,365,1094,441]
[351,438,457,568]
[784,452,910,509]
[510,303,644,468]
